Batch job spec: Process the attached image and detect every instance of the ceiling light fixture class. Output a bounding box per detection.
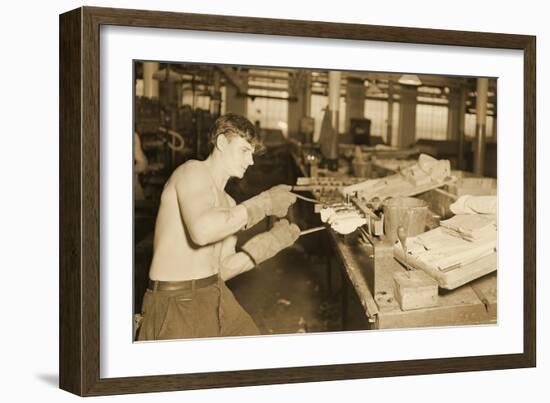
[365,79,382,95]
[398,74,422,86]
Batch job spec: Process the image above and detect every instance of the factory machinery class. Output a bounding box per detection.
[135,89,217,195]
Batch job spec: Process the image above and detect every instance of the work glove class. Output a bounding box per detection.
[241,219,300,266]
[241,185,297,228]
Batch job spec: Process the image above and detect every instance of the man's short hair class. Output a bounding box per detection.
[208,113,264,154]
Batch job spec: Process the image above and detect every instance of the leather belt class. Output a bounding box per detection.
[148,274,219,292]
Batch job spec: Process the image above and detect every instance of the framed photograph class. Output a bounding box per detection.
[59,6,536,396]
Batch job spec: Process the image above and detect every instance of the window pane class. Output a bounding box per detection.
[365,99,387,142]
[247,88,289,136]
[416,104,448,140]
[310,94,346,141]
[311,94,327,142]
[465,113,495,139]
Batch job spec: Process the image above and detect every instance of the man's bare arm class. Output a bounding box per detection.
[174,162,248,246]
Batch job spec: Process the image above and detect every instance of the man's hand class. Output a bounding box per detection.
[265,185,297,217]
[241,185,297,228]
[241,219,300,265]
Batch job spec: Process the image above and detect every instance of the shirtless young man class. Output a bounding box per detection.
[136,113,300,341]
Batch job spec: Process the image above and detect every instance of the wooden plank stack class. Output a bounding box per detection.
[393,214,497,290]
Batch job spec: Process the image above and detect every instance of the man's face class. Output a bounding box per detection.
[221,135,255,178]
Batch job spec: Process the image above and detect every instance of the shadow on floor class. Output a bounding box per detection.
[227,241,342,335]
[35,373,58,388]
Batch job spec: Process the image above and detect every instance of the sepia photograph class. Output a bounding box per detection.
[57,5,536,396]
[132,61,498,341]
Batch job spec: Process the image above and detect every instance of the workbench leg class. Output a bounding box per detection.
[341,267,348,330]
[286,152,292,184]
[324,232,333,295]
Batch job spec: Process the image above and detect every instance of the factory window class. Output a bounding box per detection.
[416,104,449,140]
[364,99,399,144]
[247,88,289,136]
[180,90,210,110]
[465,114,496,140]
[135,79,144,97]
[196,95,210,110]
[365,99,385,139]
[310,94,346,142]
[181,90,193,107]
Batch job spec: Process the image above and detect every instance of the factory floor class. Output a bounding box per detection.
[227,220,342,335]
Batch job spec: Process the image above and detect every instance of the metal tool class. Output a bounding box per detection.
[291,185,319,192]
[299,226,326,237]
[291,192,325,205]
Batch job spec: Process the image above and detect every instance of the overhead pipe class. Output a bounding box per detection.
[152,68,185,82]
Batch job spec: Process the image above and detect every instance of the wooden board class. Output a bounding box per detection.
[394,242,497,290]
[393,271,439,311]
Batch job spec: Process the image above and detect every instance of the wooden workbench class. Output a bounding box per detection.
[289,149,498,331]
[330,232,497,330]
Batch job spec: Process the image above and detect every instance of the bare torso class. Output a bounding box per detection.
[148,160,237,281]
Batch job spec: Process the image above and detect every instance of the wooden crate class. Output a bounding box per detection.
[393,271,439,311]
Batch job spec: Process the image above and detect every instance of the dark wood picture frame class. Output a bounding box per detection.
[59,6,536,396]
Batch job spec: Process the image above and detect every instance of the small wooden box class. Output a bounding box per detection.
[393,270,439,311]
